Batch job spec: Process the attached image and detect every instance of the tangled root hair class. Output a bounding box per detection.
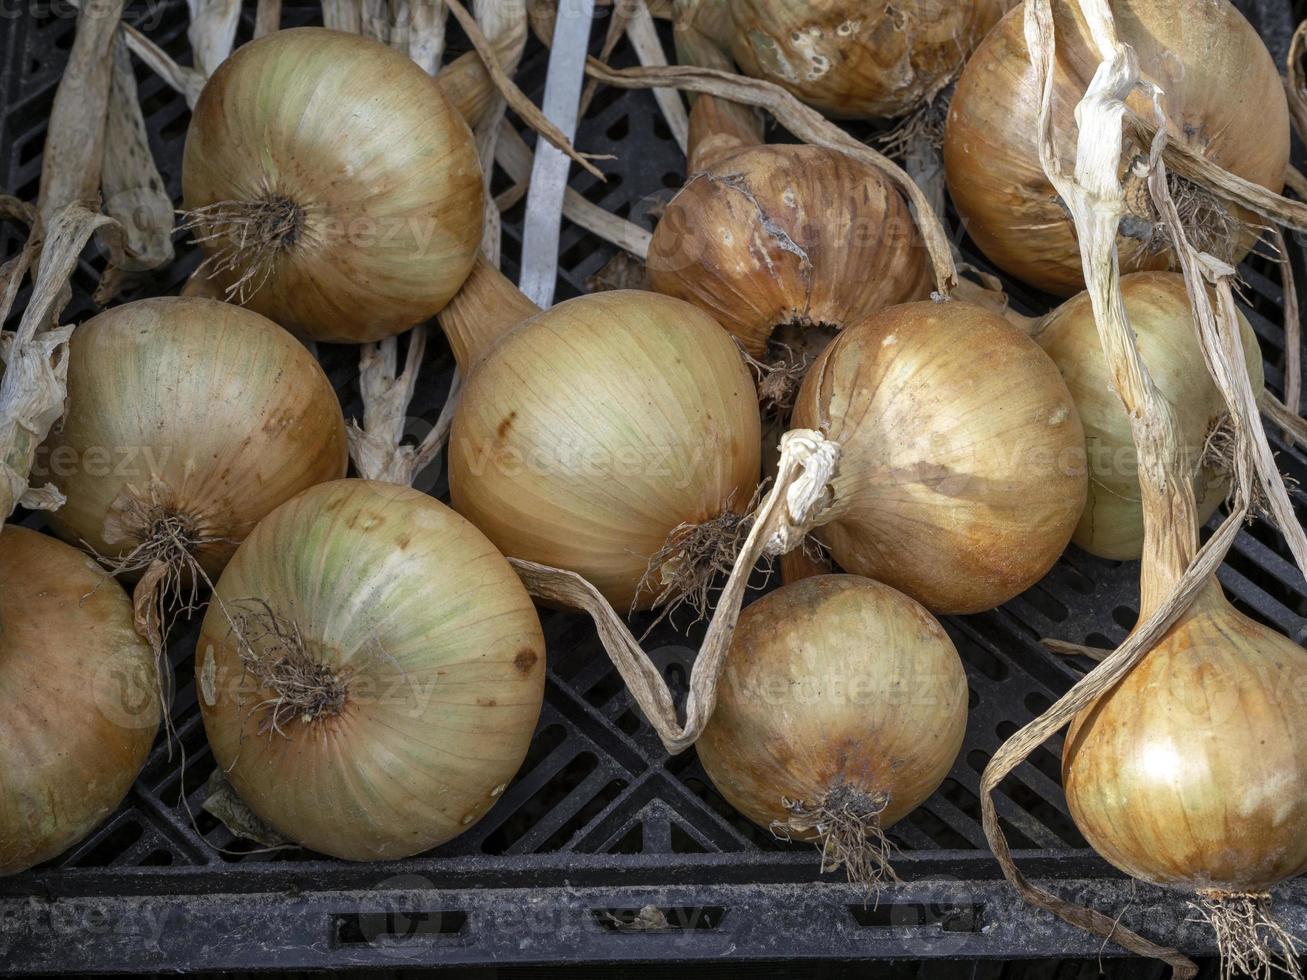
[771,781,900,897]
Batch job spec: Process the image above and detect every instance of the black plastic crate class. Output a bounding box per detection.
[2,1,1307,973]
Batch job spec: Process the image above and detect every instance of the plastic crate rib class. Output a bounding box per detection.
[2,0,1307,973]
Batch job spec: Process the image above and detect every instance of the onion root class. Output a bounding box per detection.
[771,781,900,894]
[1187,892,1303,980]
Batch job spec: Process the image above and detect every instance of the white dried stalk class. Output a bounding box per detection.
[1268,225,1301,437]
[254,0,282,38]
[118,21,205,106]
[0,205,118,524]
[322,0,362,33]
[38,0,125,241]
[408,0,446,74]
[496,121,652,258]
[101,35,174,279]
[185,0,239,78]
[624,1,688,153]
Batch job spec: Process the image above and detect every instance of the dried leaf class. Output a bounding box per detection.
[0,205,117,524]
[38,0,124,237]
[254,0,282,38]
[496,122,651,258]
[185,0,239,78]
[202,769,289,848]
[101,35,174,278]
[444,0,609,181]
[586,250,649,292]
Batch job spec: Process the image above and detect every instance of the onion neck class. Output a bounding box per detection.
[434,18,528,130]
[676,16,764,172]
[438,257,540,370]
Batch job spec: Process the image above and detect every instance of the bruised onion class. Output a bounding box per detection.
[648,142,931,415]
[697,574,967,884]
[1032,272,1264,560]
[790,299,1086,614]
[41,297,348,643]
[445,264,761,611]
[197,479,545,860]
[721,0,1011,119]
[945,0,1289,295]
[182,27,485,343]
[0,526,159,875]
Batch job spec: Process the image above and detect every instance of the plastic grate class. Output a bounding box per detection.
[2,0,1307,972]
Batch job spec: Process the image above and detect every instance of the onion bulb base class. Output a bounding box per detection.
[180,195,305,306]
[1188,892,1304,980]
[772,781,900,894]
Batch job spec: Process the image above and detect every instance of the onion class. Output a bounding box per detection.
[697,574,967,885]
[785,299,1085,614]
[41,296,348,646]
[182,27,485,343]
[445,264,761,612]
[1032,272,1264,560]
[944,0,1289,295]
[721,0,1011,119]
[0,526,159,875]
[1063,580,1307,965]
[197,479,545,860]
[647,142,931,417]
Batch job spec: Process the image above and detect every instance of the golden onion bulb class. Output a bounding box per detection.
[42,297,348,585]
[1064,583,1307,893]
[647,144,932,382]
[791,300,1086,614]
[697,575,967,883]
[1034,273,1264,560]
[183,27,484,343]
[726,0,1011,119]
[945,0,1289,295]
[198,480,545,860]
[448,289,761,611]
[0,526,159,875]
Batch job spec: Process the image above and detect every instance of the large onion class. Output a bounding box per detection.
[0,526,159,875]
[1065,582,1307,893]
[789,299,1086,614]
[722,0,1011,119]
[944,0,1289,295]
[445,266,761,611]
[697,574,967,884]
[183,27,484,343]
[647,142,931,414]
[41,297,347,641]
[1032,272,1264,560]
[198,479,545,860]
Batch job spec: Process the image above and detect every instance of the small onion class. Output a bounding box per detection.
[724,0,1011,119]
[697,574,967,884]
[1064,582,1307,912]
[42,297,347,632]
[945,0,1289,295]
[790,299,1086,614]
[446,275,761,611]
[183,27,484,343]
[0,526,159,875]
[1033,272,1264,560]
[198,480,545,860]
[648,143,931,414]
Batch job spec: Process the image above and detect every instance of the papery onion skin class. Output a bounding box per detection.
[448,290,761,611]
[198,480,545,861]
[697,575,967,833]
[726,0,1011,119]
[42,297,348,579]
[1035,273,1264,560]
[0,527,159,875]
[1064,585,1307,892]
[944,0,1288,296]
[183,27,485,343]
[791,300,1086,615]
[647,144,932,357]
